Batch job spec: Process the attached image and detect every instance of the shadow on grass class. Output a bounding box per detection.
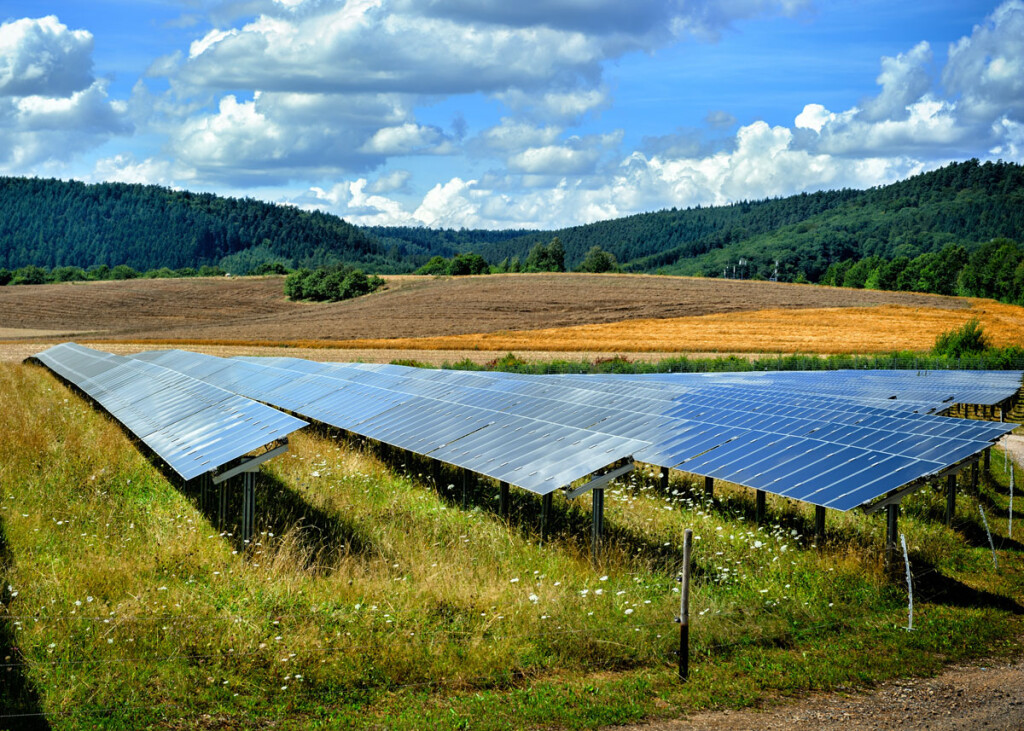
[0,521,51,731]
[180,470,381,570]
[912,560,1024,614]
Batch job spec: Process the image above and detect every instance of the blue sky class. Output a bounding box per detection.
[1,0,1022,229]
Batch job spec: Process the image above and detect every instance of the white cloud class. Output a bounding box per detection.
[508,145,600,175]
[477,118,561,152]
[794,103,834,133]
[943,0,1024,121]
[368,169,411,193]
[359,123,452,155]
[860,41,933,122]
[0,16,93,97]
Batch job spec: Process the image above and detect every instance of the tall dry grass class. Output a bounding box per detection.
[1,363,1021,728]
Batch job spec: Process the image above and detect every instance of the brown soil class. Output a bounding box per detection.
[0,274,968,344]
[617,654,1024,730]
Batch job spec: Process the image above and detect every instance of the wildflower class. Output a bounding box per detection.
[528,594,538,603]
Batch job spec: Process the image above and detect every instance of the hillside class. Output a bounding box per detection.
[0,177,393,273]
[1,160,1022,280]
[376,160,1024,279]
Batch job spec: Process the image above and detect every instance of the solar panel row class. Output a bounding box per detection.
[134,351,1018,511]
[131,350,645,495]
[32,343,307,481]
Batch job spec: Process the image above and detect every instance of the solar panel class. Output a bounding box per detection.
[131,350,1019,512]
[32,343,307,481]
[248,358,1017,511]
[132,349,645,495]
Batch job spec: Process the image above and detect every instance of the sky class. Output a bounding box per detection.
[1,0,1022,230]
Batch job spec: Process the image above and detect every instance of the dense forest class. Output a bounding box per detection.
[0,177,396,273]
[1,160,1022,294]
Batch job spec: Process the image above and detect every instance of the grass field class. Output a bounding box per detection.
[2,363,1022,729]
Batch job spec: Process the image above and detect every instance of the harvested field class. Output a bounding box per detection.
[325,300,1024,355]
[0,273,968,344]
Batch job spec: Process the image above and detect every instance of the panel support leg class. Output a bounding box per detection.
[461,468,469,509]
[432,460,441,490]
[755,490,766,524]
[971,460,979,495]
[815,505,826,546]
[218,480,229,532]
[591,488,605,563]
[984,447,991,472]
[659,469,669,492]
[499,481,510,520]
[704,476,714,500]
[885,503,899,568]
[242,471,255,544]
[945,474,956,527]
[541,492,553,545]
[201,473,211,513]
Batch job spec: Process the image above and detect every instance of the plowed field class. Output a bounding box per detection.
[0,273,966,338]
[3,272,1020,361]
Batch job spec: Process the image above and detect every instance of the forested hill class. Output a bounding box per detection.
[0,177,397,273]
[375,159,1024,280]
[2,159,1021,279]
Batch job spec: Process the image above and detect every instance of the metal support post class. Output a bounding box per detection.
[541,492,553,544]
[971,460,979,495]
[201,473,211,513]
[461,468,469,509]
[815,506,826,545]
[660,469,669,492]
[432,460,441,490]
[886,503,899,567]
[704,476,714,500]
[499,481,510,520]
[755,489,766,524]
[984,447,991,472]
[241,471,255,544]
[218,480,229,532]
[945,473,956,527]
[678,528,693,681]
[590,488,605,562]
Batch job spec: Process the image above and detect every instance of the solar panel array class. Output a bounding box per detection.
[132,350,1019,511]
[32,343,307,480]
[131,350,645,495]
[583,369,1023,412]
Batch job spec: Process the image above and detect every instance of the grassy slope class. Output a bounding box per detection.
[1,363,1021,729]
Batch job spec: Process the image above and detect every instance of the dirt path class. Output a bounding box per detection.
[616,654,1024,730]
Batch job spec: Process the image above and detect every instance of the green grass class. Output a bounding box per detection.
[1,363,1021,729]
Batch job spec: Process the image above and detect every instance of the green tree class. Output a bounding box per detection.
[110,265,138,280]
[576,245,619,273]
[447,252,489,276]
[11,265,48,285]
[932,319,989,357]
[416,256,450,275]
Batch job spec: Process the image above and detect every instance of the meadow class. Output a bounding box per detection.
[2,362,1022,729]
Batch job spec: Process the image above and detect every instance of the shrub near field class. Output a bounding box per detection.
[1,363,1022,728]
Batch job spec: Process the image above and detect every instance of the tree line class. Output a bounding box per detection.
[819,237,1024,304]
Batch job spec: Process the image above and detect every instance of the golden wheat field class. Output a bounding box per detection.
[261,300,1024,355]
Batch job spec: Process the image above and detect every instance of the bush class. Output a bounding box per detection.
[110,265,139,280]
[284,265,384,302]
[931,318,989,357]
[576,246,618,273]
[416,256,450,276]
[0,268,11,286]
[11,265,48,285]
[447,252,489,276]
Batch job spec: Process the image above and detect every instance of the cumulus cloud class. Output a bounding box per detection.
[0,16,94,97]
[0,17,129,171]
[359,123,453,155]
[943,0,1024,121]
[859,41,933,122]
